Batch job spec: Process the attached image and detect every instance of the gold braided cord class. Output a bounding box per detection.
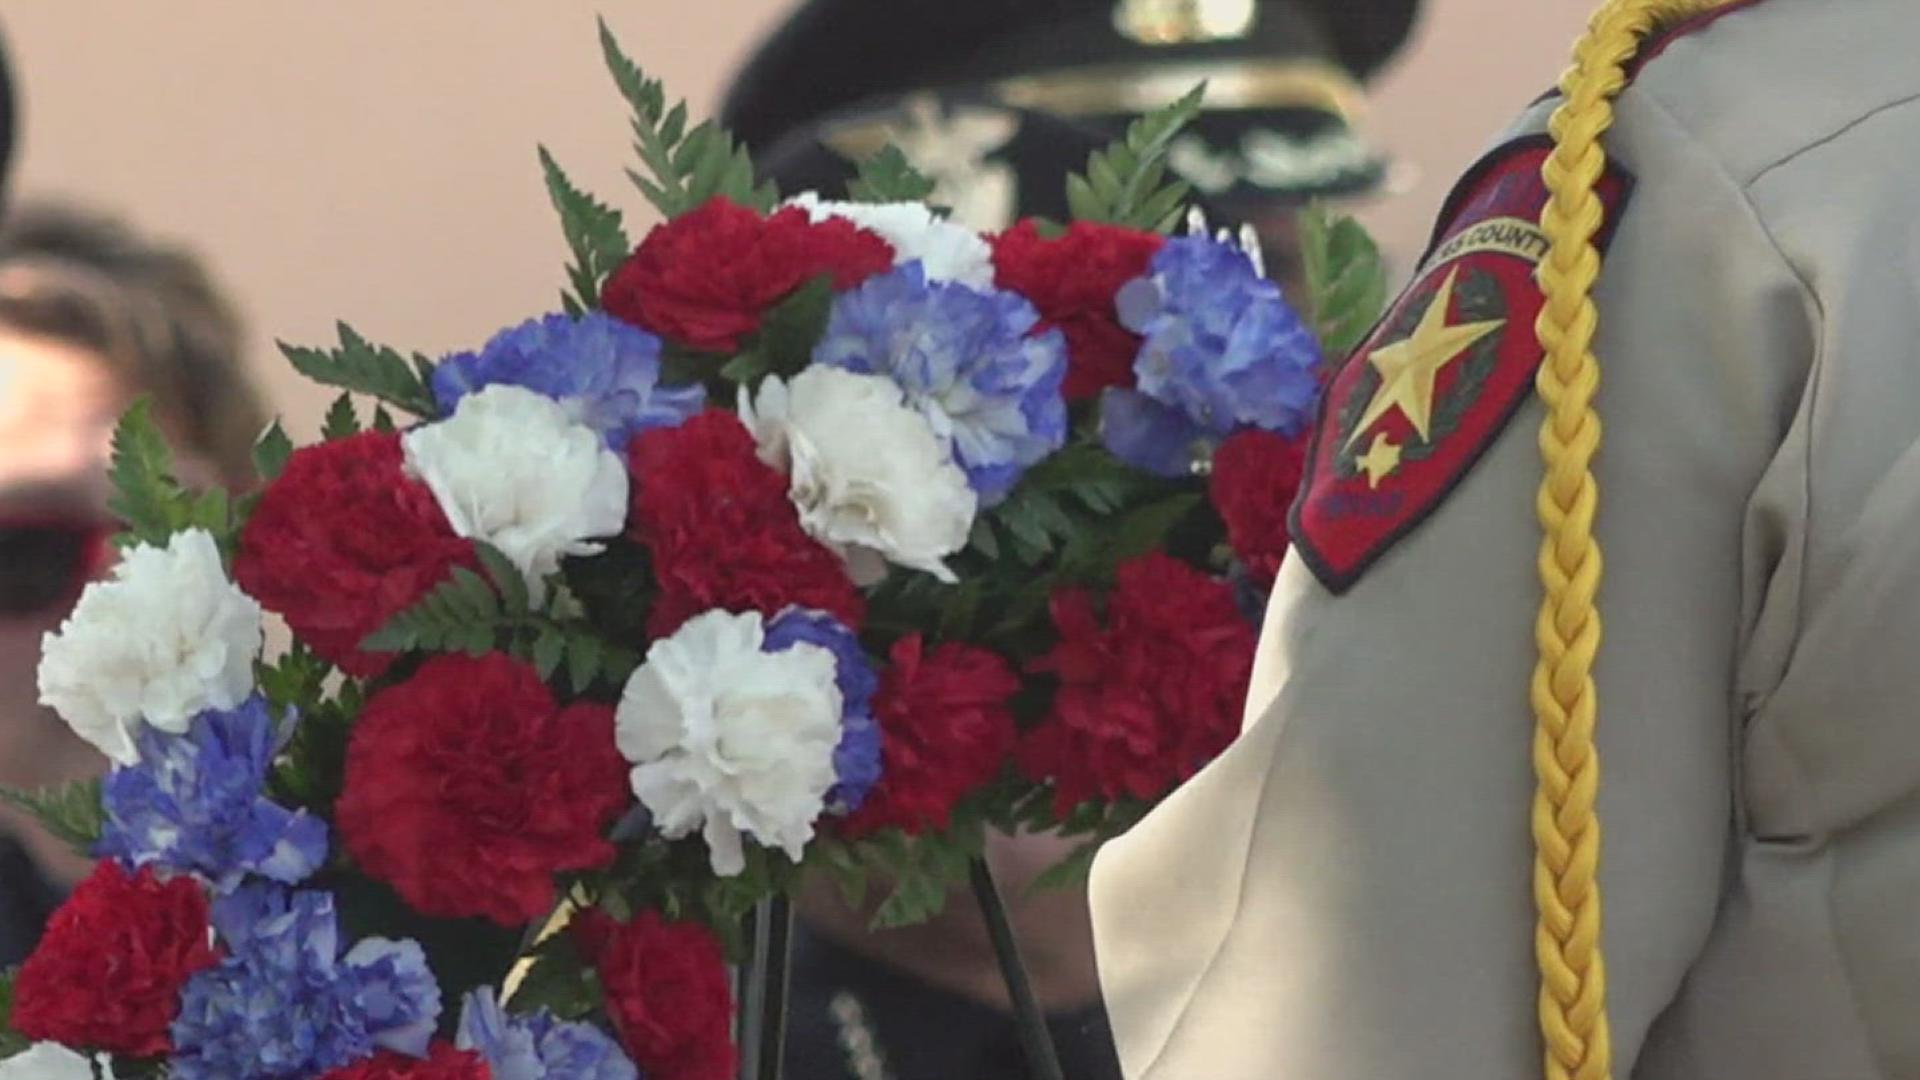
[1530,3,1744,1079]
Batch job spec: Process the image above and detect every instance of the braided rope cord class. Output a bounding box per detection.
[1530,3,1745,1079]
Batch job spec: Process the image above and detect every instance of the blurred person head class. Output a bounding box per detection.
[723,0,1422,287]
[0,202,268,880]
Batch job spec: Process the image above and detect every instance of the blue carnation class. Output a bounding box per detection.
[432,311,705,452]
[814,261,1068,505]
[171,885,442,1080]
[96,694,328,893]
[1103,235,1322,476]
[341,938,442,1059]
[763,607,883,814]
[457,988,638,1080]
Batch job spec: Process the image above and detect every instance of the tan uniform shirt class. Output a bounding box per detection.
[1091,1,1920,1077]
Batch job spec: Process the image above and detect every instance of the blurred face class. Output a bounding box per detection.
[0,329,125,879]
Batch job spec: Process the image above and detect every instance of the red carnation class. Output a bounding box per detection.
[839,635,1019,839]
[573,909,736,1080]
[991,219,1164,401]
[1019,553,1257,814]
[10,861,220,1056]
[629,409,864,637]
[317,1042,490,1079]
[235,431,476,678]
[1209,428,1309,587]
[336,652,630,926]
[602,197,892,354]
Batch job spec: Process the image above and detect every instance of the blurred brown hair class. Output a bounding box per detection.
[0,202,267,485]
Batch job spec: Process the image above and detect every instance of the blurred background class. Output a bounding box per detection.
[9,0,1594,439]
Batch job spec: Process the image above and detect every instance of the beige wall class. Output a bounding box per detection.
[7,1,1594,438]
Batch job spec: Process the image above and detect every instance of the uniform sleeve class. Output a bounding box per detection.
[1637,91,1920,1078]
[1088,87,1818,1078]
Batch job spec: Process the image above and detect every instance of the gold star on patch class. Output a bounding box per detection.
[1356,433,1402,488]
[1346,268,1506,448]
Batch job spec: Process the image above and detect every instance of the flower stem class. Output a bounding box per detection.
[737,895,795,1080]
[969,856,1067,1080]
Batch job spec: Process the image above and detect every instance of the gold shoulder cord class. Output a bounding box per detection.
[1531,3,1744,1079]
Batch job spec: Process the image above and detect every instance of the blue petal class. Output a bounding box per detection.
[1100,389,1212,478]
[763,608,885,813]
[814,262,1068,503]
[432,311,703,452]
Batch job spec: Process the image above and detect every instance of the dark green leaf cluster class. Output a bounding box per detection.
[360,543,638,696]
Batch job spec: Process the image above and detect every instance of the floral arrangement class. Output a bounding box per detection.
[0,21,1384,1080]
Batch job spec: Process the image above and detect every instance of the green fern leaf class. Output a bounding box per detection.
[0,779,104,856]
[599,19,774,218]
[540,146,631,313]
[280,323,437,417]
[106,398,186,547]
[1299,203,1389,358]
[1066,84,1206,231]
[847,145,938,203]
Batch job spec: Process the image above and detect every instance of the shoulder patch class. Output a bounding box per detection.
[1289,136,1632,594]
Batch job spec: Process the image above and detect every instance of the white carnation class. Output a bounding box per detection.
[616,610,842,877]
[786,192,994,290]
[741,367,976,585]
[36,528,262,766]
[0,1043,112,1080]
[403,384,628,600]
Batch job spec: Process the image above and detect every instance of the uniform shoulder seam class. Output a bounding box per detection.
[1748,92,1920,189]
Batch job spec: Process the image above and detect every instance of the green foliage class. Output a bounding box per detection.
[252,419,294,483]
[509,931,602,1021]
[599,18,774,218]
[362,544,638,695]
[106,398,237,552]
[1065,84,1205,232]
[0,968,24,1060]
[1029,840,1102,892]
[1299,202,1389,359]
[541,146,632,315]
[595,838,800,960]
[264,649,362,817]
[321,392,361,441]
[868,443,1201,658]
[866,828,978,929]
[257,642,331,717]
[720,275,835,388]
[0,778,105,856]
[1010,797,1150,891]
[279,322,438,418]
[978,445,1146,567]
[362,566,506,658]
[847,145,938,204]
[802,799,997,931]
